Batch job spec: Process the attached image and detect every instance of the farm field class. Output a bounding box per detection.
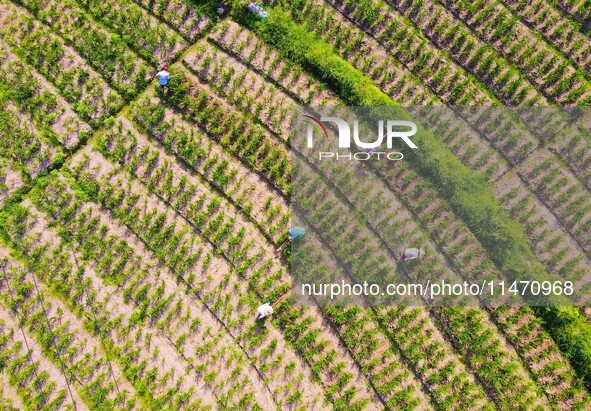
[0,0,591,410]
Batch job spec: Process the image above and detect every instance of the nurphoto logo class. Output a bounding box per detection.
[303,114,418,161]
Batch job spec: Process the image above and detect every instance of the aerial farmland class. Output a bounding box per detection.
[0,0,591,410]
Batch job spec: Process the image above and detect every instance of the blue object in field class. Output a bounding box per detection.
[246,2,268,18]
[288,226,305,239]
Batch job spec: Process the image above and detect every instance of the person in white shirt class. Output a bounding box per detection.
[401,247,425,262]
[155,66,170,93]
[256,302,273,320]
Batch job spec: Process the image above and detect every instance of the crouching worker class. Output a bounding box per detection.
[401,247,425,262]
[277,226,306,253]
[288,226,306,239]
[256,302,273,320]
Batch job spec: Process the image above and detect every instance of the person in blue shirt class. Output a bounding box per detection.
[155,66,170,93]
[276,226,306,253]
[288,226,306,239]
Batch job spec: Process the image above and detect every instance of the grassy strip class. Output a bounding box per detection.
[231,5,591,387]
[236,8,392,106]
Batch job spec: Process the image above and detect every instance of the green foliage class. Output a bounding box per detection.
[240,6,591,388]
[242,9,392,106]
